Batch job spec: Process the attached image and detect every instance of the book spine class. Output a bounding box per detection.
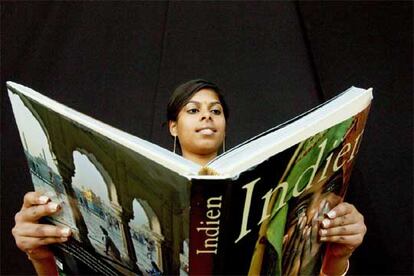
[189,180,227,275]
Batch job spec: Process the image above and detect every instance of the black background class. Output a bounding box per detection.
[1,2,412,274]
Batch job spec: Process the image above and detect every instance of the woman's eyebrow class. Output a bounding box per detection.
[186,101,200,105]
[186,100,222,107]
[209,101,222,107]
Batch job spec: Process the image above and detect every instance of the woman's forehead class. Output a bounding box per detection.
[187,89,220,103]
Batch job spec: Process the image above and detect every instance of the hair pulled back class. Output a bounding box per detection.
[167,79,229,122]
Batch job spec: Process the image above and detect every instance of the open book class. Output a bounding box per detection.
[8,81,372,275]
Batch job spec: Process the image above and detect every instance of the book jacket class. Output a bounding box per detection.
[8,82,371,275]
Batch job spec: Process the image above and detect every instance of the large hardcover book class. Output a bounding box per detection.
[7,82,372,275]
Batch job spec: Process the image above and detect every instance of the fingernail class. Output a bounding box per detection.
[49,202,58,212]
[327,210,336,219]
[61,228,71,237]
[38,196,49,204]
[320,229,327,236]
[322,219,330,228]
[320,236,327,242]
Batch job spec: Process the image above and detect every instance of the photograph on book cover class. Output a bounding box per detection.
[250,106,370,275]
[8,90,191,275]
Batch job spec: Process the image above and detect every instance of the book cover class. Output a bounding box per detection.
[7,82,372,275]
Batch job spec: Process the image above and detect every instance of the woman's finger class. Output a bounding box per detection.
[12,222,71,238]
[321,211,363,229]
[15,202,60,223]
[321,202,363,228]
[325,202,354,220]
[15,236,69,252]
[22,192,50,209]
[319,223,366,237]
[319,233,365,247]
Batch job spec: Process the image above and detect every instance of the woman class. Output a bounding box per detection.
[12,79,366,275]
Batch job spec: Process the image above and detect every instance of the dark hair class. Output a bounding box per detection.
[167,79,229,122]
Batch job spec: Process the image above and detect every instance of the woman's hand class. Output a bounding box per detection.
[319,202,366,257]
[319,202,367,274]
[12,191,71,261]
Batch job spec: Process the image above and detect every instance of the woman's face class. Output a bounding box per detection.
[169,89,226,158]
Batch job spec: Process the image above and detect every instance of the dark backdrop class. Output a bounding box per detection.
[1,2,412,274]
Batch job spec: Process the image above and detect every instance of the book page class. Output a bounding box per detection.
[7,82,201,177]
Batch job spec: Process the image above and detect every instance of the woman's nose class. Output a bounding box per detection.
[200,109,212,121]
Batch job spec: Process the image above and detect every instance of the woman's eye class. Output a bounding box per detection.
[211,109,222,115]
[187,108,198,114]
